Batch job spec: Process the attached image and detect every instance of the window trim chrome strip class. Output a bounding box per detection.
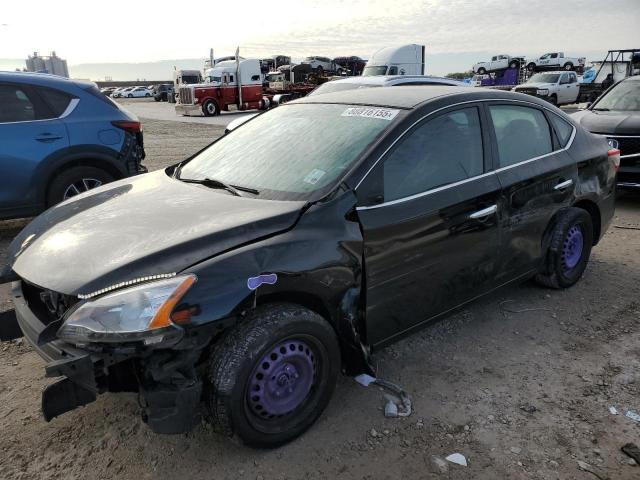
[355,98,576,212]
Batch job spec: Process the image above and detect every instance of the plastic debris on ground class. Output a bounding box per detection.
[609,406,619,415]
[445,453,468,467]
[625,410,640,423]
[354,374,412,418]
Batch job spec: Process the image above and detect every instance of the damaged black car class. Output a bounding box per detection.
[0,86,617,447]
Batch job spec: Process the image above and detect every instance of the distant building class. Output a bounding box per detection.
[25,51,69,77]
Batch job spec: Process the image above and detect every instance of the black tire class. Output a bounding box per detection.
[527,63,536,72]
[127,94,133,98]
[509,61,518,69]
[535,208,593,289]
[205,303,341,448]
[549,94,558,106]
[47,166,115,207]
[477,67,486,75]
[202,100,219,116]
[563,62,573,71]
[316,66,324,75]
[145,93,150,97]
[154,96,160,102]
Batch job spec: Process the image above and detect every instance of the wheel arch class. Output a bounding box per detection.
[572,198,601,245]
[33,148,128,206]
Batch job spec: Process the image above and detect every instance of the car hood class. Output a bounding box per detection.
[516,82,554,89]
[7,170,306,296]
[570,109,640,135]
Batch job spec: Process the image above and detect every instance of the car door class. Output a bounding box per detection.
[0,83,69,215]
[486,102,578,282]
[355,104,502,347]
[496,55,508,70]
[558,73,571,103]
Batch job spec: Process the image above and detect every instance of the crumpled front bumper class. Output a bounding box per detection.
[8,280,203,433]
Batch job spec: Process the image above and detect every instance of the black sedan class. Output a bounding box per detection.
[572,75,640,188]
[1,86,617,447]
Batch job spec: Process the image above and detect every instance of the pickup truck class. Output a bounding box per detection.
[472,54,524,74]
[512,71,580,106]
[526,52,586,73]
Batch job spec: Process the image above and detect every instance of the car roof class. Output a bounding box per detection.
[294,85,526,109]
[0,70,75,88]
[325,75,464,86]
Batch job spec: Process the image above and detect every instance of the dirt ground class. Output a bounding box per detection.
[1,118,639,480]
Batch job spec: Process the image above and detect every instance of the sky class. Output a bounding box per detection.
[1,0,639,78]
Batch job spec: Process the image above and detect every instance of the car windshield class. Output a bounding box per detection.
[178,103,398,201]
[362,66,388,76]
[308,82,381,96]
[592,80,640,111]
[528,73,560,83]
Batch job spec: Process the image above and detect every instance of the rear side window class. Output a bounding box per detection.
[489,105,552,167]
[383,107,484,201]
[82,84,119,109]
[0,84,37,122]
[548,114,574,147]
[36,87,73,117]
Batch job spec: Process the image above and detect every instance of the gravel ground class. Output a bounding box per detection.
[1,119,640,480]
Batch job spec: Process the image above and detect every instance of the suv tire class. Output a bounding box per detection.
[535,207,593,289]
[205,303,340,448]
[47,166,114,206]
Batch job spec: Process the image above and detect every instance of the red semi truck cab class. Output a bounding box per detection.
[175,59,267,116]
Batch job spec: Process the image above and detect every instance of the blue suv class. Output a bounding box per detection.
[0,72,146,220]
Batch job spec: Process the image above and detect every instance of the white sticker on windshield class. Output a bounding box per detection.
[341,107,400,121]
[303,169,326,185]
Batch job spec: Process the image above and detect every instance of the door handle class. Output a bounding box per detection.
[35,134,63,142]
[469,204,497,219]
[554,179,573,191]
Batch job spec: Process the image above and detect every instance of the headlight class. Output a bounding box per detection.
[57,275,196,346]
[536,89,549,95]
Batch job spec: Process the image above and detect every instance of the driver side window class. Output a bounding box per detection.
[382,108,484,202]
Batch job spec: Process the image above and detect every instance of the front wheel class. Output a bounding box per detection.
[127,94,133,98]
[535,208,593,289]
[549,94,558,106]
[563,62,574,71]
[202,100,219,116]
[527,63,536,72]
[205,303,341,448]
[477,67,486,75]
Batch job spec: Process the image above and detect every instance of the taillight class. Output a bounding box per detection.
[112,120,142,134]
[608,148,621,171]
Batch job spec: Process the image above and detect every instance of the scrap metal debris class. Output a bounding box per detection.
[609,406,619,415]
[354,374,412,418]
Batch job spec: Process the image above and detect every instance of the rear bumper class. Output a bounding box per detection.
[175,104,202,116]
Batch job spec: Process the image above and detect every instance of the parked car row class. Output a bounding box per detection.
[110,86,154,98]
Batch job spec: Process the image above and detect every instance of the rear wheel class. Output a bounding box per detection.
[205,303,340,448]
[535,208,593,289]
[47,166,114,206]
[202,100,219,116]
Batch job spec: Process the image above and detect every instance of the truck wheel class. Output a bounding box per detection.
[47,166,114,206]
[549,94,558,106]
[535,208,593,289]
[563,62,573,71]
[202,100,219,116]
[509,61,519,69]
[205,303,341,448]
[477,67,486,75]
[527,63,536,72]
[316,66,324,75]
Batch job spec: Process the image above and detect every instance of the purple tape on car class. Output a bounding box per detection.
[247,273,278,290]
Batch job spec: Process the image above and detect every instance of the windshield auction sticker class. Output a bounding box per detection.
[341,107,400,121]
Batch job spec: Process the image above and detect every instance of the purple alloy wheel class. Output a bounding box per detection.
[248,339,316,419]
[561,225,584,273]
